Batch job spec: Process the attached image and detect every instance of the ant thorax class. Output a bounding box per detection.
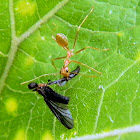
[64,59,70,67]
[67,50,74,58]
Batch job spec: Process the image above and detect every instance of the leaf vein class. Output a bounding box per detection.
[72,124,140,140]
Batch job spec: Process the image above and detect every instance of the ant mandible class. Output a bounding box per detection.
[52,7,109,79]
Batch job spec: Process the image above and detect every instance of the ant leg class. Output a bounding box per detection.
[70,60,102,74]
[52,23,57,41]
[52,56,67,69]
[20,72,59,85]
[79,73,97,78]
[73,7,94,50]
[52,35,56,41]
[73,46,109,56]
[72,72,97,78]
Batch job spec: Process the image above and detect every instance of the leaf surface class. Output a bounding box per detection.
[0,0,140,140]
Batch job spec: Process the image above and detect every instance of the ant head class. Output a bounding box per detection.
[60,67,70,78]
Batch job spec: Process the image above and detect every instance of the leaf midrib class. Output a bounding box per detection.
[0,0,69,94]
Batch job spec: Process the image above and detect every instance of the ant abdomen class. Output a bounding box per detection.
[56,33,68,47]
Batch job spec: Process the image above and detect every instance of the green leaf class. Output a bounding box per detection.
[0,0,140,140]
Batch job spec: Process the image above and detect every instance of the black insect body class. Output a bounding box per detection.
[28,82,74,129]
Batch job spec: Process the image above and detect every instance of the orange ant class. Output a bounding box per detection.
[21,7,109,85]
[52,7,109,79]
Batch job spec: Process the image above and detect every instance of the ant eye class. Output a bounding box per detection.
[66,70,68,73]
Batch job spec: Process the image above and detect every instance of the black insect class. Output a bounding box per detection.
[28,82,74,129]
[48,66,80,86]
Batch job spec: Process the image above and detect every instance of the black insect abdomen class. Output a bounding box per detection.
[44,86,69,104]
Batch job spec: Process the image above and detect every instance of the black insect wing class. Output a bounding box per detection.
[43,86,74,129]
[35,85,74,129]
[45,98,74,129]
[69,66,80,79]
